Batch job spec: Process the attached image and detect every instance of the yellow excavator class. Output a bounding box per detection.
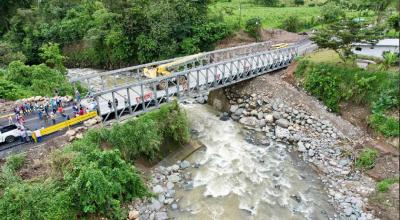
[271,43,289,49]
[143,53,205,89]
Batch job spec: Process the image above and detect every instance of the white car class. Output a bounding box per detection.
[0,124,21,143]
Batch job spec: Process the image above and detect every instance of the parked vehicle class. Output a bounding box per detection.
[0,124,21,143]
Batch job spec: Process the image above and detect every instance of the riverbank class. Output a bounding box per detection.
[207,69,398,219]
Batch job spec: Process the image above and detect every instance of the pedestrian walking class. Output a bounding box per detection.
[20,128,26,143]
[8,115,13,125]
[38,110,43,120]
[75,90,81,103]
[73,103,79,116]
[108,100,112,109]
[115,99,118,107]
[43,114,49,126]
[79,107,86,115]
[50,112,56,125]
[33,101,39,112]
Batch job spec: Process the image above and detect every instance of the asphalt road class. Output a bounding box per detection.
[0,104,76,155]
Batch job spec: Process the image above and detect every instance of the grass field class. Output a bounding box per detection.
[305,49,400,73]
[209,0,323,29]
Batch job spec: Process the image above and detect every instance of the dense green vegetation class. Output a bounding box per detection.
[0,43,76,100]
[0,101,190,219]
[0,0,229,69]
[0,0,231,100]
[0,0,398,100]
[355,148,379,170]
[295,60,399,137]
[377,177,399,192]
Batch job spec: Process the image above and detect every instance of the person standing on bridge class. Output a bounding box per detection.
[50,112,56,125]
[72,103,79,117]
[43,114,49,127]
[8,115,13,125]
[75,90,81,103]
[19,128,27,143]
[38,108,43,120]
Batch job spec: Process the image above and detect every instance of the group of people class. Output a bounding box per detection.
[10,93,88,129]
[11,96,69,127]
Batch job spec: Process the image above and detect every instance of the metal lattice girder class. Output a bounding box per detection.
[91,45,298,122]
[69,41,281,91]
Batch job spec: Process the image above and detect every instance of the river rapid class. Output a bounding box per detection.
[169,104,336,220]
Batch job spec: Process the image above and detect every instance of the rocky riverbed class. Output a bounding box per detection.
[127,94,378,220]
[223,91,377,220]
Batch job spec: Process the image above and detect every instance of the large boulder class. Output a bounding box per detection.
[128,210,140,220]
[239,117,259,127]
[83,118,98,127]
[276,119,290,128]
[264,114,274,123]
[275,126,291,139]
[234,108,244,116]
[230,105,239,113]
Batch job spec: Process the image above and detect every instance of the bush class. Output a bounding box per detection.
[281,15,303,33]
[0,101,189,219]
[0,153,26,189]
[303,64,341,112]
[296,60,399,114]
[355,148,379,170]
[0,182,75,220]
[369,113,399,137]
[294,0,304,6]
[4,153,26,172]
[254,0,280,6]
[98,100,190,161]
[0,78,31,100]
[63,148,150,218]
[245,18,262,42]
[2,60,74,99]
[320,2,345,23]
[377,177,399,192]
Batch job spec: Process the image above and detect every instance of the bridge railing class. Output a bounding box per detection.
[69,41,278,95]
[91,45,298,122]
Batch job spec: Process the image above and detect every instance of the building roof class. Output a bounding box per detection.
[354,38,399,47]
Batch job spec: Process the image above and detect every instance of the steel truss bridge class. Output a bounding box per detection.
[70,40,311,122]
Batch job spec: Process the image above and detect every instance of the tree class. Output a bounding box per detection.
[320,2,346,23]
[281,15,303,33]
[39,43,66,73]
[0,41,26,68]
[0,0,32,35]
[245,18,262,41]
[294,0,304,6]
[254,0,280,7]
[311,18,383,61]
[388,13,400,31]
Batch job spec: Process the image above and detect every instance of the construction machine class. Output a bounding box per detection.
[143,53,205,90]
[271,43,289,49]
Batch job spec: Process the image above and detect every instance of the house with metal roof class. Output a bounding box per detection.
[352,38,399,59]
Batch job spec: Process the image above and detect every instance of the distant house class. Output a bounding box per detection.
[352,39,399,59]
